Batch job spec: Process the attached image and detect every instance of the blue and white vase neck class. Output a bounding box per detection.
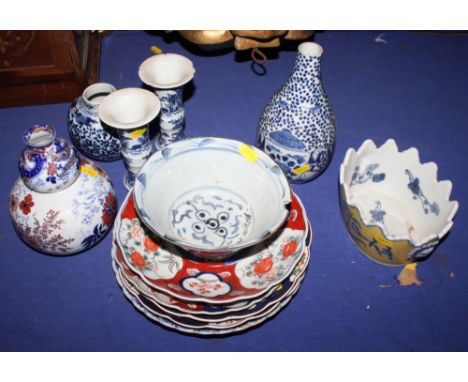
[19,124,80,193]
[257,42,336,184]
[282,49,324,101]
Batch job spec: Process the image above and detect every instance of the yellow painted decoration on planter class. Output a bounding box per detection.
[80,166,98,177]
[129,128,147,139]
[374,234,393,247]
[239,144,258,163]
[340,197,414,266]
[292,163,311,175]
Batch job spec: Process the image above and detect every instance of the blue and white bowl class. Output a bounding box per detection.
[340,139,459,266]
[133,137,291,260]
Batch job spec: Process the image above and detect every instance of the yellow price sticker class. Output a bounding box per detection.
[404,263,418,271]
[239,144,258,163]
[150,45,163,54]
[129,128,146,139]
[81,166,98,177]
[292,164,311,175]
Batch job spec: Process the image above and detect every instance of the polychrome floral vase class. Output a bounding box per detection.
[68,83,121,161]
[10,124,117,255]
[257,42,336,183]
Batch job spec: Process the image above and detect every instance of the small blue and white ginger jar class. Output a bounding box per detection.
[257,42,336,183]
[68,83,121,161]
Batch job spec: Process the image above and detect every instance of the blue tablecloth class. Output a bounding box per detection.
[1,31,467,351]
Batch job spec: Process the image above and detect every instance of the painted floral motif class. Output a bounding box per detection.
[144,236,159,252]
[343,205,394,261]
[131,251,147,270]
[13,209,75,253]
[119,217,183,279]
[180,272,232,297]
[235,229,303,289]
[171,191,252,248]
[253,258,274,275]
[101,192,117,226]
[350,163,386,186]
[282,240,298,258]
[68,91,121,162]
[71,173,112,226]
[9,194,19,213]
[81,223,107,249]
[19,194,34,215]
[405,169,440,216]
[369,201,386,224]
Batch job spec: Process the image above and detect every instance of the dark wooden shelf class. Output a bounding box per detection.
[0,31,101,108]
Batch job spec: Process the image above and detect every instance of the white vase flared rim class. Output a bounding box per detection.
[298,42,323,57]
[83,83,116,105]
[138,53,195,89]
[98,87,161,130]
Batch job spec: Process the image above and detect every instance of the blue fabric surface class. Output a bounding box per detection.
[0,31,467,351]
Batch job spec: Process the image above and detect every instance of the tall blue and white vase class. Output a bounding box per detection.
[257,42,336,183]
[68,83,121,161]
[138,53,195,150]
[155,87,186,149]
[98,88,161,190]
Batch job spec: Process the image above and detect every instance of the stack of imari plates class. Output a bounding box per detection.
[112,191,312,336]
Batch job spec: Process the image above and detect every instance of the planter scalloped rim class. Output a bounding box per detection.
[339,138,459,266]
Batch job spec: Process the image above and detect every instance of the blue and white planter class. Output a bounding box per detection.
[257,42,336,183]
[68,83,121,162]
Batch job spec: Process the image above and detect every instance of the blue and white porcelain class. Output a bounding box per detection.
[257,42,336,183]
[339,139,459,266]
[98,88,161,190]
[133,137,291,260]
[19,124,80,193]
[68,83,121,161]
[138,53,195,149]
[10,126,117,255]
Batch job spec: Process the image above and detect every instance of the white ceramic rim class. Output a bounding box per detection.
[98,87,161,130]
[82,82,116,105]
[113,253,303,335]
[138,53,195,89]
[298,41,323,57]
[117,258,306,328]
[114,188,310,304]
[114,238,310,320]
[339,138,459,247]
[133,137,292,254]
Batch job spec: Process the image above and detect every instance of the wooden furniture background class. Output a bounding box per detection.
[0,31,100,108]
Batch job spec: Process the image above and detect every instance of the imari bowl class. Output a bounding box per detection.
[133,137,291,260]
[113,225,311,317]
[116,190,308,304]
[113,244,309,326]
[339,139,459,266]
